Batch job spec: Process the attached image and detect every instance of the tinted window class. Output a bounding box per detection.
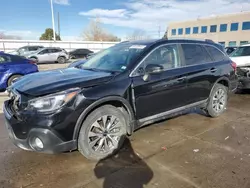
[49,49,61,53]
[185,28,191,34]
[220,24,227,32]
[229,41,236,47]
[230,46,250,57]
[39,49,49,54]
[142,44,180,71]
[230,23,238,31]
[206,46,226,61]
[172,29,176,36]
[242,22,250,30]
[201,26,207,33]
[193,27,199,34]
[182,44,211,66]
[210,25,217,33]
[28,46,40,51]
[178,28,183,35]
[0,55,11,63]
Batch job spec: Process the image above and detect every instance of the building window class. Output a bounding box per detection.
[240,41,249,45]
[219,42,225,47]
[229,41,237,47]
[193,27,199,34]
[185,27,191,35]
[242,21,250,30]
[172,29,176,36]
[201,26,207,33]
[230,23,239,31]
[220,24,227,32]
[178,28,183,35]
[210,25,217,33]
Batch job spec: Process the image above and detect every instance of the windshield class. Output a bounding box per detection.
[230,46,250,57]
[80,44,147,72]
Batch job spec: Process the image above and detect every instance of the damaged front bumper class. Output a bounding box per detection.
[237,67,250,89]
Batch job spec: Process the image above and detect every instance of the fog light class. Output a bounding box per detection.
[34,137,44,149]
[30,137,44,150]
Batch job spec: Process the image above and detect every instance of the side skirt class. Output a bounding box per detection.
[136,100,208,128]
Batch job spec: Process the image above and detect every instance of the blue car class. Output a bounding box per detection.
[0,52,38,91]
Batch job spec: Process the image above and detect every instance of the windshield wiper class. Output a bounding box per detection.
[81,67,119,74]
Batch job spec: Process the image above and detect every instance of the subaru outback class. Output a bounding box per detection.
[4,39,238,160]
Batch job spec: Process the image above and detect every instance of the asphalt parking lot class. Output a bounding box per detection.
[0,64,250,188]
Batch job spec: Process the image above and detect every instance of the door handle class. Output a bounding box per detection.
[210,68,217,73]
[177,76,186,82]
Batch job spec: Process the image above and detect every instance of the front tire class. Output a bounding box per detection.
[78,105,127,160]
[205,83,228,118]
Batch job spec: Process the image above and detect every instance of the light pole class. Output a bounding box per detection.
[50,0,56,41]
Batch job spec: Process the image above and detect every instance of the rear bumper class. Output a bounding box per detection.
[3,101,77,154]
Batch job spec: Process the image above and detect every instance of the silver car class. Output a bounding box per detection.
[9,46,44,56]
[27,47,69,64]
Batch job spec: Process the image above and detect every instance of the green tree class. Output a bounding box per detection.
[39,28,61,41]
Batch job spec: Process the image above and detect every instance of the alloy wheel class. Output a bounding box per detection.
[88,115,123,154]
[212,88,226,113]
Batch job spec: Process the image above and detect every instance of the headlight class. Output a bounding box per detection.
[27,88,80,112]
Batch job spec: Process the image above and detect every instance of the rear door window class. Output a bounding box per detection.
[205,46,227,61]
[39,49,49,54]
[49,49,61,53]
[181,44,212,66]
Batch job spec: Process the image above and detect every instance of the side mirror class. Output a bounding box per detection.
[145,64,164,74]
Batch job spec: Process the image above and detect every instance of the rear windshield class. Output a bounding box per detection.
[230,46,250,57]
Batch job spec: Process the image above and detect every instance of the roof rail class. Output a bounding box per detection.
[168,38,213,42]
[205,39,215,43]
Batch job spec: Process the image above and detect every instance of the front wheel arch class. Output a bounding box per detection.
[73,96,135,141]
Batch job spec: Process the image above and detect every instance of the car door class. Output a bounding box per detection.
[49,49,61,61]
[37,49,50,63]
[131,44,190,121]
[180,43,220,104]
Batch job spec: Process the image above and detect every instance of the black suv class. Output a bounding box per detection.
[4,39,238,160]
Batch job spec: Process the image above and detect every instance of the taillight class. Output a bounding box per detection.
[29,60,37,65]
[231,61,237,72]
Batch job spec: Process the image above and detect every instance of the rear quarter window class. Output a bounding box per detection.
[206,46,228,61]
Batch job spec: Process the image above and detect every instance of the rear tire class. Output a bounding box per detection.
[78,105,127,161]
[57,56,66,64]
[7,75,22,87]
[205,83,228,118]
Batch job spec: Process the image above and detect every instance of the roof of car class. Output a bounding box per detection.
[121,38,218,46]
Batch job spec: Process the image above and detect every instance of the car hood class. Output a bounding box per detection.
[230,56,250,67]
[12,68,114,96]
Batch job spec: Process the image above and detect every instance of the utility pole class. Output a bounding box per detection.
[50,0,56,41]
[158,25,161,38]
[58,12,60,38]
